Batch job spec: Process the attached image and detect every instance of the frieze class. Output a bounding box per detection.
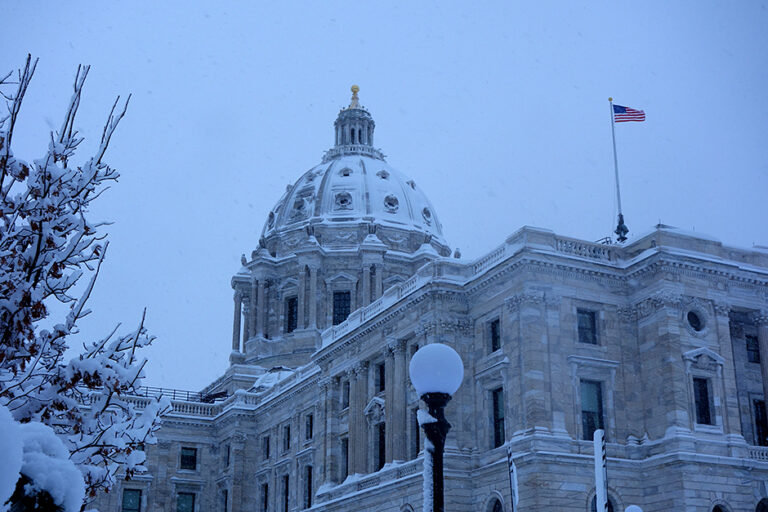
[634,291,683,320]
[505,293,545,313]
[617,306,636,323]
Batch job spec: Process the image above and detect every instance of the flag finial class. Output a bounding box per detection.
[608,97,613,102]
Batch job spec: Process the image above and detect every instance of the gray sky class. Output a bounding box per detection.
[2,1,767,390]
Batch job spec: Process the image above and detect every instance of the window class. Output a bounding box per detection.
[180,447,197,470]
[748,335,761,363]
[341,380,350,408]
[176,492,195,512]
[489,499,503,512]
[581,380,604,440]
[712,507,726,512]
[222,489,228,512]
[282,474,290,512]
[304,466,313,509]
[262,435,271,459]
[488,318,501,352]
[577,309,597,345]
[693,377,712,425]
[757,498,768,512]
[375,362,386,393]
[305,413,314,440]
[224,444,230,467]
[590,497,615,512]
[122,489,141,512]
[375,422,386,471]
[340,436,349,480]
[332,291,351,325]
[491,387,505,448]
[756,400,768,446]
[282,424,291,452]
[410,407,420,459]
[261,483,269,512]
[285,297,298,333]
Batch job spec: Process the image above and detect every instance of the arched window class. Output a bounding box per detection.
[712,506,726,512]
[487,498,503,512]
[756,498,768,512]
[590,497,615,512]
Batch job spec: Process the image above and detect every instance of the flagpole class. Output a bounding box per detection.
[609,97,629,242]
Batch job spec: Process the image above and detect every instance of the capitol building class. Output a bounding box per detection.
[97,88,768,512]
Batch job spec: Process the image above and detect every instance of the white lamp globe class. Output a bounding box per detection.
[408,343,464,396]
[625,506,643,512]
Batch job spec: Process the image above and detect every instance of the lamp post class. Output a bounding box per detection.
[408,343,464,512]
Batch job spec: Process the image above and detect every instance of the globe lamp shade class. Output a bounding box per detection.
[408,343,464,396]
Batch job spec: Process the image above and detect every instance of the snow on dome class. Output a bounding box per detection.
[259,87,449,257]
[408,343,464,395]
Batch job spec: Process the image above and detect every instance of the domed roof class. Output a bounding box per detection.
[259,87,449,256]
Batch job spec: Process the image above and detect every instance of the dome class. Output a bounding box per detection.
[259,87,449,256]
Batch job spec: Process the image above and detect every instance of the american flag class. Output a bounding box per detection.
[613,104,645,122]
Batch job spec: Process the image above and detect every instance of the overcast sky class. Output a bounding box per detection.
[2,1,767,390]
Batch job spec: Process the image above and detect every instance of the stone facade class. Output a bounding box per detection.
[95,89,768,512]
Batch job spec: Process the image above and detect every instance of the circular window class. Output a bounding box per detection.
[376,170,390,180]
[687,311,704,331]
[334,192,353,210]
[339,168,352,177]
[384,195,399,212]
[422,207,432,224]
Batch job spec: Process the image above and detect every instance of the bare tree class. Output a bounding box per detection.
[0,55,170,507]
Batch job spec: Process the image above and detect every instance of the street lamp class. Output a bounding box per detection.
[408,343,464,512]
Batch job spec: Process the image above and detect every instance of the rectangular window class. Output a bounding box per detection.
[222,489,228,512]
[305,413,314,440]
[180,447,197,470]
[224,444,230,467]
[340,437,349,480]
[489,318,501,352]
[122,489,141,512]
[375,422,386,471]
[756,400,768,447]
[747,334,761,363]
[581,379,604,440]
[285,296,298,333]
[262,435,270,459]
[261,482,269,512]
[491,387,505,448]
[341,380,350,408]
[410,408,420,460]
[304,465,313,509]
[176,492,195,512]
[332,291,351,325]
[693,377,712,425]
[282,474,289,512]
[577,309,598,345]
[282,424,291,452]
[375,362,386,393]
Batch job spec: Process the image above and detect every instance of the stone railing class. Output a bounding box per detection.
[317,459,422,503]
[472,243,509,275]
[748,446,768,461]
[555,236,614,262]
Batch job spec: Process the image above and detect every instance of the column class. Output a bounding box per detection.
[232,292,242,352]
[757,311,768,405]
[362,265,371,307]
[298,267,307,329]
[309,267,318,328]
[392,340,407,462]
[374,264,383,300]
[384,345,395,464]
[249,279,257,339]
[241,300,250,345]
[256,280,266,337]
[321,378,333,485]
[348,368,360,475]
[352,362,368,474]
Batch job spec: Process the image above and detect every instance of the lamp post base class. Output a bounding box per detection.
[421,392,452,512]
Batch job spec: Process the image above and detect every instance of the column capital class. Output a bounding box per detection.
[713,302,732,316]
[353,361,369,375]
[754,310,768,326]
[234,290,242,302]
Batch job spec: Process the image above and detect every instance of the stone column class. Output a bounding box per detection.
[241,300,250,345]
[362,265,371,307]
[256,280,266,337]
[384,345,395,464]
[298,267,307,329]
[320,378,333,485]
[374,264,383,300]
[352,362,368,474]
[232,292,242,352]
[309,267,318,328]
[757,311,768,405]
[392,340,407,462]
[347,368,360,475]
[249,280,258,338]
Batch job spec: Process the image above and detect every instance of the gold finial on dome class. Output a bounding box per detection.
[348,84,360,109]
